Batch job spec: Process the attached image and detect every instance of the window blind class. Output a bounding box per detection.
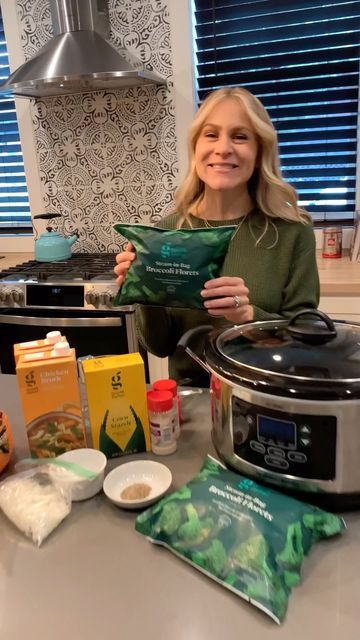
[0,12,31,231]
[193,0,360,224]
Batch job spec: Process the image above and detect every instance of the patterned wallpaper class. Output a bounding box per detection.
[16,0,178,252]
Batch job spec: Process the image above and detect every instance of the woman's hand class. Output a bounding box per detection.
[114,242,136,286]
[201,276,254,323]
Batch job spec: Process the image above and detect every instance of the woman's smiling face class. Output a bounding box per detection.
[194,98,258,195]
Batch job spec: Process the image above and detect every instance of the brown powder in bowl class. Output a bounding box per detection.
[121,482,151,501]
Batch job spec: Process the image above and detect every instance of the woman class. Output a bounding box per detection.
[114,87,320,385]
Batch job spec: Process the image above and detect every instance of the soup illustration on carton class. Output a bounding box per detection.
[82,353,150,458]
[16,342,86,458]
[26,411,85,458]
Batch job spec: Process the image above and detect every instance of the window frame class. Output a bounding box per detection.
[0,1,357,253]
[192,0,360,229]
[168,0,198,182]
[0,0,42,252]
[168,0,358,247]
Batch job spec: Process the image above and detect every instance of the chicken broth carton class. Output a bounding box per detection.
[82,353,150,458]
[14,331,67,365]
[16,342,86,458]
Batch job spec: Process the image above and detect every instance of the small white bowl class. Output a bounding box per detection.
[58,448,107,501]
[103,460,172,509]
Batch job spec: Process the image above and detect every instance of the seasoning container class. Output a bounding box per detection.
[153,378,180,438]
[322,227,342,258]
[147,390,177,456]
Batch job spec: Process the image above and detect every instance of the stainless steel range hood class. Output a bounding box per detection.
[0,0,165,98]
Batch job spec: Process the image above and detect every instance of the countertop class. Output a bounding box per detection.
[0,374,359,640]
[2,251,360,296]
[316,253,360,295]
[0,252,33,270]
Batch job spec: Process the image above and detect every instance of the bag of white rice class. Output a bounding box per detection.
[0,466,72,546]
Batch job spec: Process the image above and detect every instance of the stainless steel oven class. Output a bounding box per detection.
[0,254,148,377]
[0,308,144,374]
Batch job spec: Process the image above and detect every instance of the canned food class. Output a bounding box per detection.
[322,227,342,258]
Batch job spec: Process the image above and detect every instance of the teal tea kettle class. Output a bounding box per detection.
[33,213,79,262]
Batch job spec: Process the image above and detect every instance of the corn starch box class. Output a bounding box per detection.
[82,353,150,458]
[16,343,86,458]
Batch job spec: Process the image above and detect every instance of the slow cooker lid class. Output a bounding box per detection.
[216,310,360,381]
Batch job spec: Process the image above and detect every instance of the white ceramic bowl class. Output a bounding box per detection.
[103,460,172,509]
[58,448,107,501]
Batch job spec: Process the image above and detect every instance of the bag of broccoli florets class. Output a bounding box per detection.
[113,223,235,309]
[135,455,345,623]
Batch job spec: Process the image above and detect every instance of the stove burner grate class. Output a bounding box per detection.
[0,253,118,282]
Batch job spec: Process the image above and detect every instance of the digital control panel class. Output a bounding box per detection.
[231,396,336,481]
[27,284,84,308]
[257,414,296,449]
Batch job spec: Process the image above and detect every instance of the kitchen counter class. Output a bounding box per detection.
[317,252,360,295]
[2,251,360,296]
[0,252,33,270]
[0,375,359,640]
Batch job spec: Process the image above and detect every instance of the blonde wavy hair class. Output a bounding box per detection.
[175,87,310,236]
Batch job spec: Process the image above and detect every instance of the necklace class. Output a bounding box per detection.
[202,218,217,228]
[202,213,248,237]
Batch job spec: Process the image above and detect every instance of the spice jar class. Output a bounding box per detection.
[153,378,180,438]
[147,390,177,455]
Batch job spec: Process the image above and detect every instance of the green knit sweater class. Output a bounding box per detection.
[135,209,320,385]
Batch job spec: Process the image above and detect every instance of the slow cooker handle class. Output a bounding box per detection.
[286,309,337,345]
[177,325,213,373]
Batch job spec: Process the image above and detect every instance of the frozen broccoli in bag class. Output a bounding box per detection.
[113,223,235,309]
[135,455,345,623]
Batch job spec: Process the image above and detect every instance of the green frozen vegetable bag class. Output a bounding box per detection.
[135,455,345,624]
[113,223,235,309]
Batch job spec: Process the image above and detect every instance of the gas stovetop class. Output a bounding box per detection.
[0,254,127,311]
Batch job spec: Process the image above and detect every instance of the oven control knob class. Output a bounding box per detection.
[85,289,98,306]
[0,287,11,302]
[103,290,115,307]
[11,288,24,304]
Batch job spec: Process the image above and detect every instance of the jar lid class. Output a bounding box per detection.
[153,379,177,397]
[147,389,173,412]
